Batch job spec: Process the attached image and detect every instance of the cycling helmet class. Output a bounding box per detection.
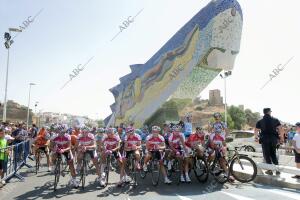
[97,128,105,133]
[81,126,90,132]
[173,125,181,132]
[106,127,115,134]
[57,124,67,133]
[67,128,73,134]
[152,126,161,132]
[185,112,192,119]
[213,112,221,118]
[125,126,134,133]
[215,128,222,133]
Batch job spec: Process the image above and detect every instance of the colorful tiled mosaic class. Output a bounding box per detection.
[106,0,243,127]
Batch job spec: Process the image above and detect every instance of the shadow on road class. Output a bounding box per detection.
[11,165,256,200]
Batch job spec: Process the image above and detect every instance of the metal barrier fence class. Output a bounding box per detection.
[1,140,32,183]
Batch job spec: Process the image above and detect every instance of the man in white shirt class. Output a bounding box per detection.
[292,122,300,179]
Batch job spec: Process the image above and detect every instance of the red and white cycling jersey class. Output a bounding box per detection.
[168,132,185,149]
[124,133,141,148]
[78,133,95,146]
[210,133,225,147]
[102,134,120,150]
[51,134,71,149]
[146,134,165,150]
[185,133,204,148]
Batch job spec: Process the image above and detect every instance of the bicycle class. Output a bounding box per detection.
[235,145,256,152]
[207,145,257,184]
[207,146,229,184]
[53,153,63,191]
[103,151,116,187]
[125,152,139,186]
[167,150,184,185]
[79,152,91,190]
[141,151,162,186]
[227,147,257,183]
[189,149,209,183]
[35,148,45,174]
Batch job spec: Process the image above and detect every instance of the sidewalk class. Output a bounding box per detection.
[235,151,300,189]
[254,171,300,190]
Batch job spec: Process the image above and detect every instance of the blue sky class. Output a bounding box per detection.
[1,0,300,124]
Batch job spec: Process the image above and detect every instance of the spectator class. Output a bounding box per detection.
[140,125,150,142]
[0,127,8,186]
[178,120,185,131]
[30,124,38,139]
[4,128,14,145]
[292,122,300,179]
[254,108,284,176]
[183,115,193,138]
[287,127,296,153]
[11,124,23,144]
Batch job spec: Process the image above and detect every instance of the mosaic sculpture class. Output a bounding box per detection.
[106,0,243,127]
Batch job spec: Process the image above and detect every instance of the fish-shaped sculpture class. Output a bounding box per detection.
[106,0,243,127]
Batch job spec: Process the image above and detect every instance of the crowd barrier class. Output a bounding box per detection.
[1,140,32,183]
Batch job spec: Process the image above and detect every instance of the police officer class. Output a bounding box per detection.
[254,108,284,175]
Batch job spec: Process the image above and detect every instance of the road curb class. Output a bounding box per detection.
[254,174,300,190]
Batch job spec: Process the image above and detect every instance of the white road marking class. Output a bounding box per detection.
[268,189,300,200]
[220,191,255,200]
[176,194,193,200]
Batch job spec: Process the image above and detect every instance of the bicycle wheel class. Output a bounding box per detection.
[244,146,256,152]
[105,156,111,186]
[81,157,88,189]
[54,158,61,191]
[35,151,40,174]
[230,155,257,183]
[131,158,137,186]
[111,156,118,171]
[140,156,146,179]
[61,156,68,173]
[166,160,172,178]
[210,158,228,184]
[88,161,94,170]
[172,159,181,185]
[151,160,160,186]
[193,157,208,183]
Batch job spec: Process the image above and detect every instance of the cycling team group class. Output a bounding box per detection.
[33,112,232,188]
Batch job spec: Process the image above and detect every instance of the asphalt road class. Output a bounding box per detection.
[0,162,299,200]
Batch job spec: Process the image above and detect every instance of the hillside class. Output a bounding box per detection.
[0,100,33,123]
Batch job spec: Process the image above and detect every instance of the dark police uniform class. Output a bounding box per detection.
[256,114,281,165]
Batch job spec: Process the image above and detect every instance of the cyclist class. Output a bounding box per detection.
[33,126,51,171]
[209,128,234,182]
[123,126,142,171]
[162,124,172,166]
[91,127,97,135]
[168,125,191,183]
[140,126,150,143]
[183,113,193,138]
[163,124,172,148]
[95,128,105,146]
[71,125,81,160]
[50,125,79,188]
[185,127,206,158]
[143,126,172,184]
[76,126,101,183]
[209,112,229,137]
[99,127,123,187]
